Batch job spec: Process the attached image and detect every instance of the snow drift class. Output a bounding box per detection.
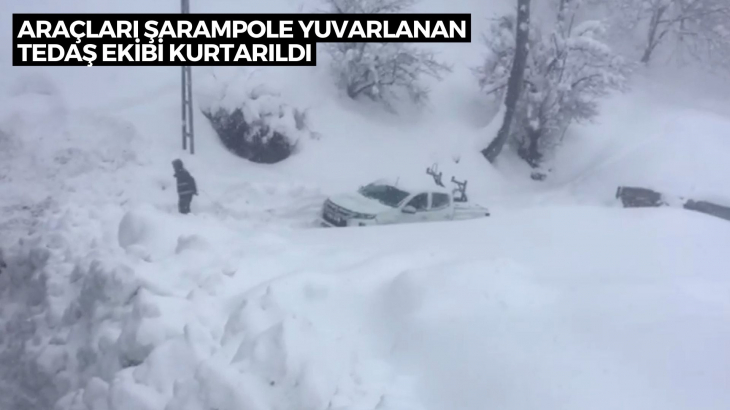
[4,199,730,410]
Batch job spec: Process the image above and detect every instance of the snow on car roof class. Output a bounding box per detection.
[367,176,452,194]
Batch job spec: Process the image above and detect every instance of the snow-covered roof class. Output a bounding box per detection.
[366,176,452,195]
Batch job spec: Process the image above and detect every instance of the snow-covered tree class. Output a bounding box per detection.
[600,0,730,65]
[476,0,631,168]
[323,0,452,108]
[197,68,315,164]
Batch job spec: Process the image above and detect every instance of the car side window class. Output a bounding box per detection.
[406,193,428,211]
[431,193,450,210]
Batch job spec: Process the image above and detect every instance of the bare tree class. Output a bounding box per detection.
[643,0,729,64]
[601,0,730,65]
[481,0,531,163]
[323,0,452,108]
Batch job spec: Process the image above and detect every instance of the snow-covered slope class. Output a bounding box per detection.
[3,200,730,410]
[2,0,730,409]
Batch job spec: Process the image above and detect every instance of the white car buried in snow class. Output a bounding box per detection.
[320,169,490,227]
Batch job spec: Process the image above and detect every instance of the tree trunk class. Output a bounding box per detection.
[516,129,542,168]
[641,6,666,64]
[524,127,542,168]
[482,0,531,163]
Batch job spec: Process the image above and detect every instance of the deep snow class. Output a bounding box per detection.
[2,0,730,409]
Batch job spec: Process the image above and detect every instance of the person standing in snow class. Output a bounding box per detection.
[172,159,197,214]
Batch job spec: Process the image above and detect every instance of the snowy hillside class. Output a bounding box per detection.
[2,0,730,409]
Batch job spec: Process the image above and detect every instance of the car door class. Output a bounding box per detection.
[424,192,453,221]
[399,193,430,223]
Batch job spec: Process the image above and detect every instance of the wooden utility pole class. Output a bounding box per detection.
[181,0,195,154]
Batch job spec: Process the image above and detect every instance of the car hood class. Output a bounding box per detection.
[329,193,396,215]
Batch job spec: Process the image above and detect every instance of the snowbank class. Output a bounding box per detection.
[0,201,425,410]
[6,198,730,410]
[0,201,139,410]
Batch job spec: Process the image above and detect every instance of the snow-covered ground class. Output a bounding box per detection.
[2,0,730,409]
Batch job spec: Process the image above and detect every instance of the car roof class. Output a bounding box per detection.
[368,178,452,195]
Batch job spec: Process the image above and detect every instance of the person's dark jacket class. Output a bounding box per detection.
[174,168,197,196]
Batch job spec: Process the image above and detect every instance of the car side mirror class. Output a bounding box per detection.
[402,205,417,214]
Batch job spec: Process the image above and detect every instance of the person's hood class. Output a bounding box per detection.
[328,192,395,215]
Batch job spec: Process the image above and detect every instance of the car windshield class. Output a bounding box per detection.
[358,184,410,207]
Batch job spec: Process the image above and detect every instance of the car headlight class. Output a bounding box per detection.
[352,212,376,219]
